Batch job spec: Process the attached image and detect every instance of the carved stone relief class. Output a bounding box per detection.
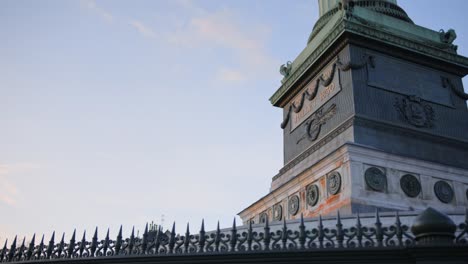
[259,212,268,224]
[296,104,337,144]
[273,204,283,221]
[288,195,300,216]
[306,184,320,207]
[400,174,421,198]
[434,181,454,204]
[327,172,342,195]
[394,95,435,128]
[365,167,387,192]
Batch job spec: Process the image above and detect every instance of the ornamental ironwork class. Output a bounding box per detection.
[0,209,466,264]
[327,172,342,195]
[434,181,454,204]
[400,174,421,198]
[306,184,320,207]
[273,204,283,221]
[288,195,300,216]
[365,167,387,192]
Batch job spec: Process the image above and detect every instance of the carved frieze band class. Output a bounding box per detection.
[281,56,373,130]
[363,165,462,205]
[273,117,354,181]
[272,18,468,106]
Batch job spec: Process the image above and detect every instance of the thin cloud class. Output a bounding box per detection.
[167,8,278,82]
[217,68,246,82]
[0,165,20,207]
[129,20,157,39]
[81,0,113,23]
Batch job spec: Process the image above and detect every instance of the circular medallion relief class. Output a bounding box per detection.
[327,172,342,195]
[288,195,300,216]
[400,174,421,198]
[365,167,387,192]
[273,204,283,221]
[434,181,454,204]
[259,212,268,224]
[306,184,320,207]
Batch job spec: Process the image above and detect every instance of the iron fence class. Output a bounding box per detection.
[1,209,467,263]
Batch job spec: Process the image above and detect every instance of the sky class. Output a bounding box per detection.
[1,0,468,242]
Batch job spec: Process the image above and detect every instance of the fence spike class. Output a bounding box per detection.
[298,214,306,250]
[168,222,176,254]
[37,235,45,259]
[8,236,17,261]
[184,223,190,253]
[103,228,110,256]
[215,221,222,252]
[246,220,253,251]
[90,227,98,257]
[375,208,383,247]
[26,234,36,260]
[229,218,237,252]
[154,226,161,255]
[128,227,135,255]
[198,220,205,253]
[395,211,403,246]
[263,216,271,251]
[78,231,86,257]
[281,218,288,250]
[141,224,148,254]
[67,229,76,258]
[375,208,381,224]
[17,237,26,261]
[395,211,401,225]
[356,211,363,247]
[57,233,65,258]
[336,211,344,248]
[0,239,7,262]
[318,215,324,248]
[115,226,122,255]
[46,232,54,259]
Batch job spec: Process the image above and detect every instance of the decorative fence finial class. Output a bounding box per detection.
[411,207,457,245]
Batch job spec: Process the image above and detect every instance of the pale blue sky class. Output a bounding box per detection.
[1,0,468,240]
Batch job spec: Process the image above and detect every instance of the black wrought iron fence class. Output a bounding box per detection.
[1,208,467,263]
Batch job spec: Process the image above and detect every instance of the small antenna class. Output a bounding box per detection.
[160,214,165,230]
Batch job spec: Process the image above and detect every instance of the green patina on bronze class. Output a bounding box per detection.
[271,0,468,107]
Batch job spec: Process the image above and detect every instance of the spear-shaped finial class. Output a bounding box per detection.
[67,229,76,258]
[115,225,123,255]
[26,234,36,260]
[0,238,8,262]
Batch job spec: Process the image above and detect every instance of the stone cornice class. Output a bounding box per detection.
[270,19,468,107]
[270,114,468,188]
[270,22,346,107]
